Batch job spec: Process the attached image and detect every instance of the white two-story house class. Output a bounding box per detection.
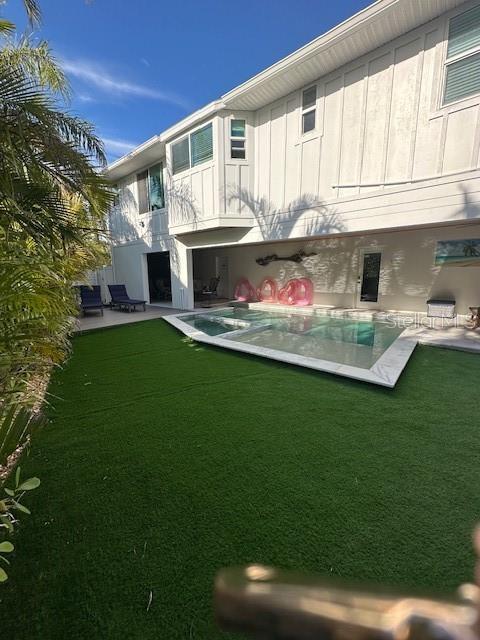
[105,0,480,314]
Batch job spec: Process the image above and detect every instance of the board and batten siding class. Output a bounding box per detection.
[166,118,220,230]
[248,7,480,240]
[110,171,168,245]
[221,112,255,216]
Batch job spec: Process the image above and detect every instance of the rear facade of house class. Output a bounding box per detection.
[105,0,480,315]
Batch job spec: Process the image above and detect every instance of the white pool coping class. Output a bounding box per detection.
[164,307,420,388]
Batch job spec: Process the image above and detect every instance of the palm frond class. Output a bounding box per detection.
[0,37,111,467]
[22,0,42,26]
[0,19,15,35]
[0,39,69,97]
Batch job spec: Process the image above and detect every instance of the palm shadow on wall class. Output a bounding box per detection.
[455,183,480,221]
[230,187,346,241]
[165,167,200,230]
[224,187,370,301]
[108,187,179,285]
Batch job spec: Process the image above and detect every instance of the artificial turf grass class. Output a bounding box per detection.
[0,319,479,639]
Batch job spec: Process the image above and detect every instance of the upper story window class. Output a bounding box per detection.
[148,163,165,210]
[301,86,316,134]
[171,138,190,174]
[172,123,213,174]
[443,4,480,105]
[112,184,120,207]
[230,119,246,159]
[136,162,165,214]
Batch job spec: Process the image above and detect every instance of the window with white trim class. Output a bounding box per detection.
[230,119,246,159]
[171,138,190,174]
[443,4,480,105]
[301,85,316,133]
[136,163,165,213]
[137,170,149,213]
[171,123,213,174]
[112,184,120,207]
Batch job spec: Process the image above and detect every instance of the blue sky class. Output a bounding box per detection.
[7,0,372,162]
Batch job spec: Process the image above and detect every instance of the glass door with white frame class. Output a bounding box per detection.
[357,251,382,307]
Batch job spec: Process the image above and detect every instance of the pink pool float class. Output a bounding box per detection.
[277,278,313,306]
[278,279,298,305]
[257,277,277,303]
[234,278,256,302]
[294,277,314,306]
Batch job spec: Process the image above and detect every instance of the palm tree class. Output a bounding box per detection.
[0,0,112,473]
[0,0,40,36]
[463,240,479,258]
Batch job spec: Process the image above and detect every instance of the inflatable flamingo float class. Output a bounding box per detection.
[235,276,313,306]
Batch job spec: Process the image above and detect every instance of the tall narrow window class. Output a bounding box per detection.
[443,5,480,105]
[172,137,190,174]
[149,163,164,210]
[230,119,246,159]
[137,164,165,213]
[301,86,316,133]
[137,170,149,214]
[190,123,213,167]
[112,184,120,207]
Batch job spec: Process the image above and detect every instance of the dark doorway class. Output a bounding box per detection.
[360,252,381,303]
[147,252,172,303]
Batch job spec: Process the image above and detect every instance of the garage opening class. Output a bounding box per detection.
[147,251,172,303]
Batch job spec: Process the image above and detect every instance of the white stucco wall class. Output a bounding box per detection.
[112,236,173,303]
[193,223,480,314]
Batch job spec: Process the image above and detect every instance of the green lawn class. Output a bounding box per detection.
[1,319,479,638]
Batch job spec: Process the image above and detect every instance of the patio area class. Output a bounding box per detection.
[2,318,480,638]
[76,305,181,332]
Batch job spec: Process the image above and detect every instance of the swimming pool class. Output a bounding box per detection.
[165,306,418,387]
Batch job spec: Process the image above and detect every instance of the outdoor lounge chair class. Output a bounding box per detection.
[198,277,220,307]
[79,285,104,316]
[108,284,146,312]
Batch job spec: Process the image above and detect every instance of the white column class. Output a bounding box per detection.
[170,238,194,310]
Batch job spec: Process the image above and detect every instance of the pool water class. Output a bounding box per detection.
[179,308,404,369]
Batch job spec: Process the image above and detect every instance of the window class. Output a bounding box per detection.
[112,184,120,207]
[443,5,480,105]
[171,123,213,174]
[230,119,246,159]
[190,124,213,166]
[301,86,316,133]
[172,137,190,174]
[148,163,164,210]
[136,163,165,213]
[137,170,149,214]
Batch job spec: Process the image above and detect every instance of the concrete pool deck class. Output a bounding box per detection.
[76,305,181,333]
[249,303,480,354]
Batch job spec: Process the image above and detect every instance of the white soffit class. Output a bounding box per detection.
[106,138,165,181]
[222,0,468,110]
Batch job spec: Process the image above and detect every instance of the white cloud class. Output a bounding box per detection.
[62,58,190,109]
[140,57,150,68]
[78,93,95,103]
[102,137,139,157]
